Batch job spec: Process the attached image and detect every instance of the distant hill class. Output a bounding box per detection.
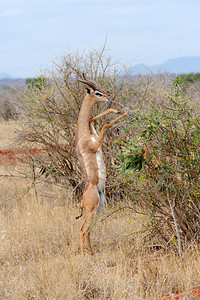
[0,77,25,88]
[132,56,200,75]
[0,73,16,80]
[1,56,200,83]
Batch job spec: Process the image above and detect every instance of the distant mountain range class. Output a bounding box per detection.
[0,56,200,83]
[132,56,200,75]
[0,73,16,80]
[0,73,25,87]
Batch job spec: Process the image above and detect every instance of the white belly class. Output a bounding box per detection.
[96,147,106,192]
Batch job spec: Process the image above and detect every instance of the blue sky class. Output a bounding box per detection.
[1,0,200,77]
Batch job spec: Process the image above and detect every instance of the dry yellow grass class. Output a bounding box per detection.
[0,120,21,149]
[0,174,200,299]
[0,122,200,299]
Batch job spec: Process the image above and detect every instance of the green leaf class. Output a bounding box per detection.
[168,182,174,191]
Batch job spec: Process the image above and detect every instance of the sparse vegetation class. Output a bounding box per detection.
[0,87,20,120]
[0,46,200,299]
[0,169,200,299]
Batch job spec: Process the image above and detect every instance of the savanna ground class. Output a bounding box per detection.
[0,121,200,300]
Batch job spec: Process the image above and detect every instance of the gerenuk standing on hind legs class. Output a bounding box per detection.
[75,75,127,255]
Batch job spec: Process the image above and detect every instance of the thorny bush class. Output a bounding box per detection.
[119,77,200,249]
[20,46,130,197]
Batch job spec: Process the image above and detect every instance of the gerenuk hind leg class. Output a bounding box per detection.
[80,184,99,255]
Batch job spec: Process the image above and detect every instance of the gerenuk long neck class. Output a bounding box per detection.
[76,96,94,141]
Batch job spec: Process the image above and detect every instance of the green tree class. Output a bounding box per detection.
[25,77,48,90]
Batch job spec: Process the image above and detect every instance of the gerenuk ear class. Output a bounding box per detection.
[86,87,91,94]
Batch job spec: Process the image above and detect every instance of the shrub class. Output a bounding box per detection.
[175,72,200,85]
[20,46,130,197]
[119,79,200,250]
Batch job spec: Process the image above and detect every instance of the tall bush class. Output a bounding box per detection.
[20,46,130,197]
[119,79,200,250]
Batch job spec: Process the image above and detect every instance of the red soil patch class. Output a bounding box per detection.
[0,148,48,164]
[164,288,200,299]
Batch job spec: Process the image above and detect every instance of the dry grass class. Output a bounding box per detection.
[0,175,200,299]
[0,120,21,149]
[0,122,200,299]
